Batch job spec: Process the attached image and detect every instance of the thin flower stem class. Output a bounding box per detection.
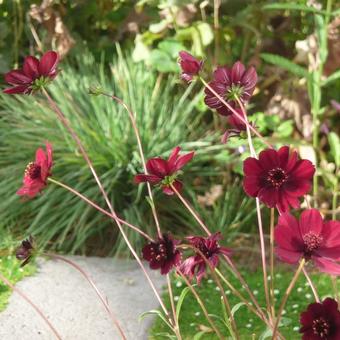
[44,253,126,340]
[272,259,305,339]
[171,185,265,322]
[331,276,339,305]
[215,269,279,334]
[236,98,271,322]
[0,272,62,339]
[101,93,162,238]
[171,185,211,236]
[302,267,320,303]
[199,77,272,148]
[42,89,170,320]
[270,208,275,318]
[222,256,267,323]
[48,178,153,242]
[166,275,182,340]
[180,245,239,339]
[178,271,224,340]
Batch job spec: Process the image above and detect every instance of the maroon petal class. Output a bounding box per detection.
[243,157,263,176]
[258,187,278,207]
[5,70,31,85]
[278,146,290,167]
[23,56,40,79]
[300,209,323,236]
[39,51,59,76]
[3,85,31,94]
[275,247,301,264]
[275,224,302,252]
[290,159,315,179]
[213,66,231,84]
[241,66,257,91]
[134,174,161,184]
[322,221,340,248]
[284,180,311,197]
[230,61,245,83]
[146,158,169,177]
[243,176,261,197]
[313,257,340,275]
[167,147,181,171]
[258,148,279,170]
[173,151,194,172]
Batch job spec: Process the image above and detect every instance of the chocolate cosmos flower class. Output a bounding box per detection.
[180,232,231,284]
[134,146,194,195]
[142,234,181,275]
[17,142,53,198]
[243,146,315,212]
[3,51,59,95]
[300,298,340,340]
[16,236,34,267]
[204,61,257,116]
[178,51,203,82]
[275,209,340,275]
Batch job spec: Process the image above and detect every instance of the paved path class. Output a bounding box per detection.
[0,256,166,340]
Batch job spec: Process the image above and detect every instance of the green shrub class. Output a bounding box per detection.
[0,48,256,255]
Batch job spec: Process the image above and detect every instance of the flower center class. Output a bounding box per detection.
[162,174,177,187]
[303,232,323,254]
[312,317,330,338]
[266,167,288,188]
[197,242,213,258]
[226,84,244,101]
[149,243,168,262]
[25,162,41,180]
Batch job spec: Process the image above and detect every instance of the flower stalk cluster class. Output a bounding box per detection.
[2,43,339,340]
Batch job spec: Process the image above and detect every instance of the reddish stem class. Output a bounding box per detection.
[42,89,169,319]
[0,271,62,339]
[44,253,126,339]
[101,93,162,238]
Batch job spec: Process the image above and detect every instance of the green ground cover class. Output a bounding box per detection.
[150,266,339,339]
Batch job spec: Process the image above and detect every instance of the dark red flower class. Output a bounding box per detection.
[204,61,257,116]
[3,51,59,95]
[180,232,231,284]
[275,209,340,275]
[16,236,34,267]
[227,109,247,131]
[243,146,315,212]
[17,142,53,198]
[300,298,340,340]
[134,146,194,195]
[178,51,203,82]
[142,234,181,275]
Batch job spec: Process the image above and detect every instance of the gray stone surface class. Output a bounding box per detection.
[0,256,166,340]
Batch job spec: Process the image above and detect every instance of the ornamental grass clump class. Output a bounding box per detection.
[0,41,338,340]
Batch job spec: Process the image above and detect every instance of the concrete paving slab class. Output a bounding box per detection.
[0,256,166,340]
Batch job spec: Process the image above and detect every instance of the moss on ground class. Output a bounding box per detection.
[149,267,339,339]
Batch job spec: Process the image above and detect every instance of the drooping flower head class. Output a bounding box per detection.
[17,142,53,198]
[243,146,315,212]
[16,236,35,267]
[142,234,181,275]
[180,232,231,284]
[178,51,203,83]
[275,209,340,275]
[300,298,340,340]
[134,146,194,195]
[204,61,257,116]
[3,51,59,95]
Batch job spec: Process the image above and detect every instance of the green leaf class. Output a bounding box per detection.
[315,15,328,64]
[263,3,333,15]
[276,120,294,138]
[231,302,246,317]
[329,132,340,167]
[148,49,179,73]
[260,53,308,78]
[158,40,185,59]
[322,70,340,87]
[193,331,209,340]
[139,309,173,330]
[175,286,191,323]
[196,22,214,47]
